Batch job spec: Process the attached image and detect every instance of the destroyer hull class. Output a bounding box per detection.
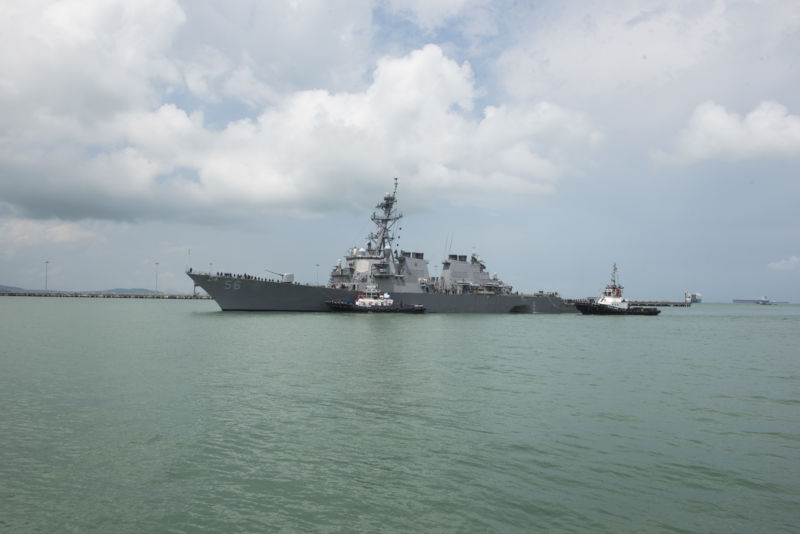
[189,273,574,313]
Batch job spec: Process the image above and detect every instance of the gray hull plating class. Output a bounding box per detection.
[189,273,574,313]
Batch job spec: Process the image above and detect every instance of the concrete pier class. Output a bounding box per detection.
[629,300,690,307]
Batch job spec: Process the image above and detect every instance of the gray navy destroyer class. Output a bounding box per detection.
[187,179,572,313]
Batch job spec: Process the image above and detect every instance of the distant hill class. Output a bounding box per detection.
[0,284,27,292]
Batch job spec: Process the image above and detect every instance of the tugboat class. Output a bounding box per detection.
[326,286,426,313]
[575,264,660,316]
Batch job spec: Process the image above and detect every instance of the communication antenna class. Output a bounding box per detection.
[443,232,454,258]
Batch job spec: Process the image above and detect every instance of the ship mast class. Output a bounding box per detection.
[367,177,402,254]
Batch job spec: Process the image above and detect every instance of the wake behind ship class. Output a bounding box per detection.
[187,179,572,313]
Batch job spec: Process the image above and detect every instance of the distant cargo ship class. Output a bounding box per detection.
[685,292,702,304]
[733,296,772,305]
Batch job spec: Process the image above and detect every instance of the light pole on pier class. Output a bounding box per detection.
[316,264,319,285]
[155,262,159,293]
[44,260,49,291]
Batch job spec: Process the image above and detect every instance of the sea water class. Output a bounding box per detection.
[1,298,798,533]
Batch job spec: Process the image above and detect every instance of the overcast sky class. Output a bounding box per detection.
[1,0,798,301]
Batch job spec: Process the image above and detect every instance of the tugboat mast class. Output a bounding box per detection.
[605,263,623,298]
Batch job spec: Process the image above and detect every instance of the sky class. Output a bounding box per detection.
[1,0,799,302]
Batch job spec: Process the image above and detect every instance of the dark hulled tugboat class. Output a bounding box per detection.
[326,286,425,313]
[575,264,660,316]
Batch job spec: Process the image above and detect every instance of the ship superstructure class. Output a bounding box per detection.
[328,179,515,298]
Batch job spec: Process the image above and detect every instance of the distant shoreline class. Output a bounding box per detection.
[0,291,210,300]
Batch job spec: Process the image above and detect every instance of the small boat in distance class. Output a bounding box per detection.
[575,264,660,316]
[326,286,426,313]
[733,296,772,305]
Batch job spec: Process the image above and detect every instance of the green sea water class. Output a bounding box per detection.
[1,298,798,533]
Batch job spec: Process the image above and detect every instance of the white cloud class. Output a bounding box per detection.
[497,1,730,104]
[223,66,280,108]
[0,0,185,123]
[493,0,800,146]
[0,218,102,247]
[0,43,600,221]
[768,255,800,271]
[172,0,375,95]
[0,1,377,132]
[657,100,800,164]
[388,0,476,31]
[181,46,231,102]
[181,45,599,211]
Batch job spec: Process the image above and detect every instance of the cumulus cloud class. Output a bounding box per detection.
[173,0,375,97]
[493,0,800,147]
[168,45,596,210]
[0,38,600,222]
[768,256,800,271]
[0,0,377,121]
[496,1,730,103]
[0,0,185,125]
[223,66,280,108]
[656,101,800,164]
[387,0,478,31]
[0,218,102,247]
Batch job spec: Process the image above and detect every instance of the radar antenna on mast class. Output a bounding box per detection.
[367,177,403,254]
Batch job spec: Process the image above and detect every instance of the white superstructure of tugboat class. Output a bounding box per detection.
[575,264,660,316]
[356,287,394,309]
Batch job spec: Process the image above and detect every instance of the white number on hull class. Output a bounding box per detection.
[224,280,241,290]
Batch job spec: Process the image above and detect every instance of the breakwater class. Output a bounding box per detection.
[566,298,690,307]
[1,291,210,299]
